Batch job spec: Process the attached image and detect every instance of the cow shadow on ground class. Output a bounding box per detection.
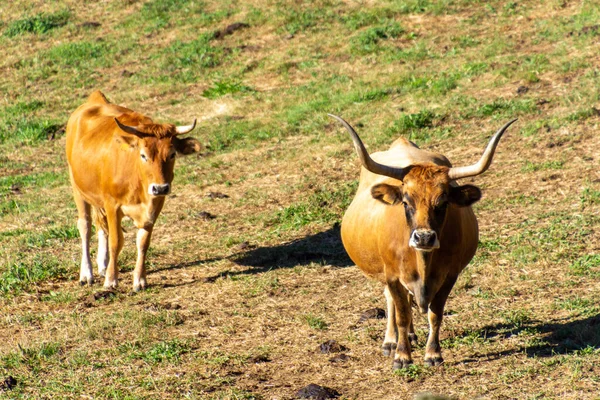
[456,313,600,364]
[201,223,353,282]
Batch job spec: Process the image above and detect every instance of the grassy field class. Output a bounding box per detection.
[1,0,600,398]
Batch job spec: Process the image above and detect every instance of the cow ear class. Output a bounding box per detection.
[449,184,481,207]
[371,183,403,205]
[173,137,202,155]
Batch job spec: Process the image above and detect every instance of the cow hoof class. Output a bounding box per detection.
[132,284,146,292]
[424,356,444,367]
[382,343,397,357]
[79,277,93,286]
[98,268,106,278]
[103,279,118,289]
[392,359,413,371]
[408,333,418,347]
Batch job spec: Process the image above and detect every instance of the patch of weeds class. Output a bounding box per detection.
[521,160,564,172]
[207,119,274,152]
[139,339,190,364]
[4,10,70,37]
[156,33,227,82]
[501,309,532,329]
[0,118,64,145]
[556,297,598,315]
[23,224,79,249]
[566,108,599,122]
[466,98,538,118]
[580,186,600,206]
[202,80,253,99]
[141,310,185,328]
[569,254,600,277]
[340,8,396,29]
[442,329,486,348]
[0,172,67,195]
[268,181,358,230]
[462,61,489,77]
[40,290,75,304]
[350,87,396,103]
[45,41,111,68]
[302,314,328,330]
[0,255,69,296]
[393,364,426,380]
[351,22,404,53]
[4,341,62,372]
[279,5,334,35]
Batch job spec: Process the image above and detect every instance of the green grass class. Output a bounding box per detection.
[1,0,600,398]
[0,255,70,296]
[302,314,328,330]
[3,11,70,37]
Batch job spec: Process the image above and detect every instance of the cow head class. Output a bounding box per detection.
[370,165,482,252]
[330,114,516,311]
[114,118,201,197]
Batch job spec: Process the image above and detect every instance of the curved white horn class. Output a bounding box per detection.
[328,114,412,181]
[448,118,517,180]
[175,119,197,135]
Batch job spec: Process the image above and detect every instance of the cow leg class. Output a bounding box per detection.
[72,189,93,285]
[387,279,413,370]
[424,275,458,367]
[132,226,153,292]
[96,226,108,277]
[382,286,397,356]
[407,293,418,347]
[104,207,123,289]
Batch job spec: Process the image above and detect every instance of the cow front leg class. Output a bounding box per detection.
[424,275,457,367]
[382,286,397,356]
[133,226,153,292]
[387,280,413,370]
[104,207,123,289]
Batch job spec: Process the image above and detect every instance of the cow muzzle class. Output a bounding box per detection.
[149,183,171,196]
[409,229,440,252]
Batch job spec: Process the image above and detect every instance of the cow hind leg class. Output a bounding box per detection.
[104,206,123,289]
[133,226,153,292]
[382,286,397,356]
[424,275,458,367]
[93,208,109,277]
[72,189,93,285]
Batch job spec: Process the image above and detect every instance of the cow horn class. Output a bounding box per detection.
[448,118,517,180]
[175,119,197,135]
[114,118,145,137]
[328,114,412,181]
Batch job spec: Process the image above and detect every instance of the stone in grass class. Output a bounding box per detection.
[357,308,386,323]
[318,340,348,354]
[414,393,453,400]
[296,384,340,399]
[1,376,17,391]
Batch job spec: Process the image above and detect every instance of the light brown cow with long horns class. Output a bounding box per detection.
[330,114,516,370]
[66,91,201,291]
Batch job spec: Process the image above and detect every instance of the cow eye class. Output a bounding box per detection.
[141,153,148,162]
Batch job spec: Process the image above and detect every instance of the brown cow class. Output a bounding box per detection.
[330,114,516,370]
[66,91,201,291]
